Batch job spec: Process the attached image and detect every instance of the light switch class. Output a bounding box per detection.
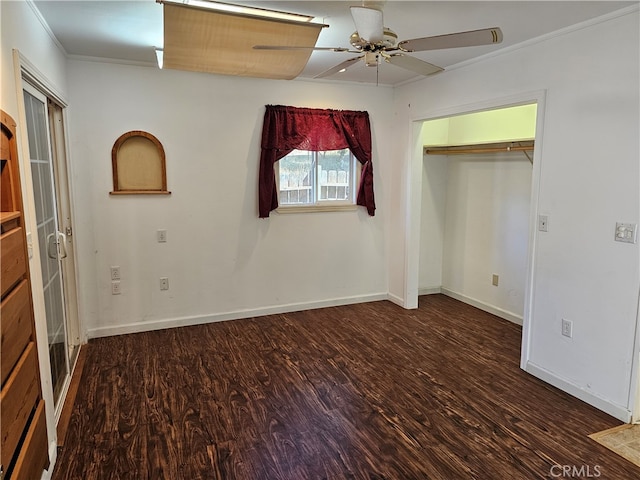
[615,222,637,244]
[157,229,167,243]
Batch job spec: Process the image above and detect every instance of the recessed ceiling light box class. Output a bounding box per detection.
[159,0,327,79]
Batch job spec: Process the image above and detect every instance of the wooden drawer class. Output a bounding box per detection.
[11,399,49,480]
[1,280,33,385]
[0,212,21,234]
[1,226,26,298]
[0,342,40,471]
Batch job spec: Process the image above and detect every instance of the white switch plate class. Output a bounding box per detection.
[111,281,121,295]
[615,222,637,244]
[160,277,169,290]
[538,215,549,232]
[157,229,167,243]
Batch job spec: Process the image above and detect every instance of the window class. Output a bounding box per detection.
[259,105,375,218]
[277,148,358,211]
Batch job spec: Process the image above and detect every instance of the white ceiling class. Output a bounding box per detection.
[33,0,636,86]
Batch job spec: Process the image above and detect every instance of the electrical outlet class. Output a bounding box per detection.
[157,229,167,243]
[110,266,121,280]
[492,274,499,286]
[561,318,573,338]
[111,281,121,295]
[538,215,549,232]
[160,277,169,290]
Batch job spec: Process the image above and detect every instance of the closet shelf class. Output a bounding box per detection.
[423,140,534,156]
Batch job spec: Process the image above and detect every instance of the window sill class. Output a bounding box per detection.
[276,204,358,214]
[109,190,171,195]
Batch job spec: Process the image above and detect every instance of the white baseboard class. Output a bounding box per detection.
[419,286,442,296]
[440,288,523,326]
[526,362,631,423]
[387,292,405,307]
[88,293,389,338]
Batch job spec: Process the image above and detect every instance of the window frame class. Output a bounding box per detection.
[275,149,360,213]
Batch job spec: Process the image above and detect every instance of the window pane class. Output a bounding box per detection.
[279,150,314,205]
[317,149,350,201]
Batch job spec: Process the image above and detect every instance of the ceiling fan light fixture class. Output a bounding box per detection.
[350,6,384,43]
[159,0,315,23]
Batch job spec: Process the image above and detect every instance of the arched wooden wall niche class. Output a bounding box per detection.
[110,130,170,195]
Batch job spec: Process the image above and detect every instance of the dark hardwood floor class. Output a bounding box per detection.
[53,295,639,479]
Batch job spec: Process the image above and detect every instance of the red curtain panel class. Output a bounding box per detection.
[259,105,375,217]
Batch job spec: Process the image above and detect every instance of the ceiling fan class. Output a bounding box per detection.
[254,5,503,79]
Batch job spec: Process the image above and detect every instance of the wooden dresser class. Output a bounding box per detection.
[1,110,49,479]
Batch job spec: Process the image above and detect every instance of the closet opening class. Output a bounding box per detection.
[419,103,536,327]
[405,93,546,370]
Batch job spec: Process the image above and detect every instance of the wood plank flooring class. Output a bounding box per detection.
[53,295,639,479]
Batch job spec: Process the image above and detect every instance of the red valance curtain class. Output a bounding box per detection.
[259,105,375,217]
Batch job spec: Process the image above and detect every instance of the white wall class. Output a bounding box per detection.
[66,61,392,337]
[1,2,68,116]
[393,7,640,420]
[1,0,70,469]
[440,153,532,321]
[418,154,447,291]
[422,104,537,146]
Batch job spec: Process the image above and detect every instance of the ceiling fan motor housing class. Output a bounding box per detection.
[364,51,379,67]
[350,27,398,51]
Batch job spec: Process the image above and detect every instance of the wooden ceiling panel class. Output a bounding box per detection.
[163,4,325,79]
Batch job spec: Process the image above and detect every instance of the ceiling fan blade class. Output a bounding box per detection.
[399,27,503,52]
[385,54,443,76]
[350,6,384,43]
[315,56,363,79]
[253,45,353,52]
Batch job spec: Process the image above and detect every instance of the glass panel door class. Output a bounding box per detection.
[23,86,69,408]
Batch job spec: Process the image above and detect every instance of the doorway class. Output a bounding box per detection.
[404,91,547,369]
[22,81,80,415]
[419,104,536,325]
